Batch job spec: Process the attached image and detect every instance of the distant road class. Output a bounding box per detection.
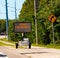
[0,35,7,38]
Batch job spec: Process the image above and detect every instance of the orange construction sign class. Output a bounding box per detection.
[48,14,57,23]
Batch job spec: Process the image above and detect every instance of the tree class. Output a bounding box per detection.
[8,20,22,41]
[19,0,35,43]
[18,0,60,44]
[0,20,6,34]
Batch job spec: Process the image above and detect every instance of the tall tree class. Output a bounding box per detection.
[18,0,60,44]
[0,20,6,34]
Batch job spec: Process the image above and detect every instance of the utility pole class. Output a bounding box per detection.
[15,0,17,20]
[34,0,38,44]
[5,0,9,40]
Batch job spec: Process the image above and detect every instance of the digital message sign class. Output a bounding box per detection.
[14,22,32,32]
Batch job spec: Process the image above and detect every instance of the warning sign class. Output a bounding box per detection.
[48,14,57,23]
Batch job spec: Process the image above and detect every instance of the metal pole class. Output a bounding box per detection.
[52,23,55,46]
[5,0,9,40]
[22,33,24,37]
[15,0,17,20]
[34,0,38,44]
[22,33,24,41]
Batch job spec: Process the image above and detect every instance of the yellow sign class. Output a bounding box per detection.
[48,14,57,23]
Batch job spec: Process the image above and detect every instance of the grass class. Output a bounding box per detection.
[0,38,29,49]
[46,44,60,49]
[0,38,29,48]
[0,38,15,47]
[0,42,14,46]
[19,46,28,49]
[0,38,60,49]
[32,43,60,49]
[0,42,6,46]
[0,38,15,43]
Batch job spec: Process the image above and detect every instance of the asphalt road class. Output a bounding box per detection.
[0,46,29,58]
[0,46,60,58]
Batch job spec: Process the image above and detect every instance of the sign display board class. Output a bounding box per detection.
[48,14,56,23]
[14,22,32,32]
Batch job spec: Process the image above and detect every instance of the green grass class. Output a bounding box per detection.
[32,43,60,49]
[32,44,46,47]
[46,44,60,49]
[0,42,6,46]
[0,38,8,41]
[0,38,15,47]
[0,38,15,44]
[19,46,28,49]
[0,42,14,46]
[0,38,28,48]
[1,38,60,49]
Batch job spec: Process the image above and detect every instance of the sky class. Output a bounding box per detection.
[0,0,25,19]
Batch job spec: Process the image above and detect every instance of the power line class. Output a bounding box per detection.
[0,0,20,20]
[8,6,20,10]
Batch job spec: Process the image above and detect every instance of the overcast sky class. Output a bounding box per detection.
[0,0,25,19]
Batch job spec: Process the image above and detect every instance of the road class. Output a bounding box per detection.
[0,46,29,58]
[0,35,7,39]
[0,46,60,58]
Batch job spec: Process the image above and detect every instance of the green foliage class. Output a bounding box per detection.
[19,0,34,22]
[0,0,58,46]
[18,0,60,45]
[0,20,6,33]
[19,0,36,43]
[8,20,22,42]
